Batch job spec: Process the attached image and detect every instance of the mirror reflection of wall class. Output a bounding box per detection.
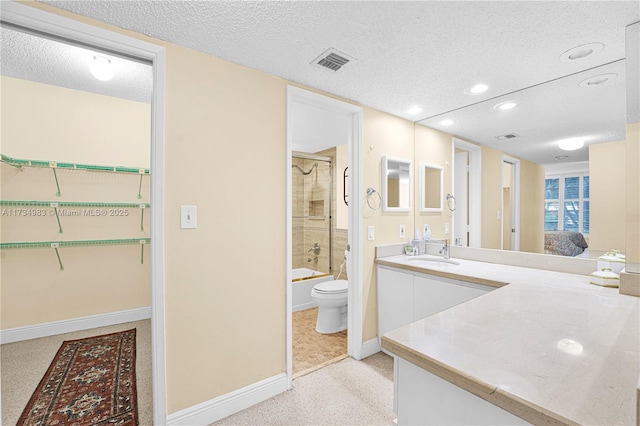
[382,156,411,211]
[420,163,443,212]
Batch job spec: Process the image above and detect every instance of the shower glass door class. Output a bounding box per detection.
[292,153,332,275]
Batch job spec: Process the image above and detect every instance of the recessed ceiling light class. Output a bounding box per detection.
[407,106,423,115]
[493,101,518,111]
[579,73,618,88]
[557,338,584,355]
[555,155,569,161]
[440,119,454,126]
[465,83,488,95]
[559,43,604,62]
[558,138,584,151]
[90,55,114,81]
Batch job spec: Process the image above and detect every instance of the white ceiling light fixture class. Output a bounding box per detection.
[493,101,518,111]
[559,42,604,62]
[558,138,585,151]
[579,73,618,88]
[440,119,454,126]
[465,83,489,95]
[90,55,114,81]
[407,106,423,115]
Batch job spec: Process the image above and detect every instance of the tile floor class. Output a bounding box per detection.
[293,307,347,377]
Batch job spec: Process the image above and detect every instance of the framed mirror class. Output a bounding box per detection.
[419,163,443,212]
[382,156,412,212]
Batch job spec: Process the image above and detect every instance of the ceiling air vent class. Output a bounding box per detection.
[495,133,518,140]
[311,48,354,72]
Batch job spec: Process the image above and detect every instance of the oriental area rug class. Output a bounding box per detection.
[18,329,138,426]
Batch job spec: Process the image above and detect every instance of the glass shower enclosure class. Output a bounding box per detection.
[292,152,333,275]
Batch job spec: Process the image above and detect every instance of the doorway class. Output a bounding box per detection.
[0,3,167,424]
[502,157,521,251]
[452,138,481,248]
[286,86,363,386]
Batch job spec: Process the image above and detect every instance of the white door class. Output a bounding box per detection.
[454,151,469,246]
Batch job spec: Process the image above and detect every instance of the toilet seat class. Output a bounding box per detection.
[312,280,348,294]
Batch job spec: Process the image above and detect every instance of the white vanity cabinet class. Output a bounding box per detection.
[413,274,490,321]
[377,267,415,339]
[377,265,493,346]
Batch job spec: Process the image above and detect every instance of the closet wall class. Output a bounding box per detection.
[1,76,151,330]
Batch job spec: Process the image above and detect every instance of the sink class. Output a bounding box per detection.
[405,256,460,266]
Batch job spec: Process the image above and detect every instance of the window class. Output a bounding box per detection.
[544,174,589,235]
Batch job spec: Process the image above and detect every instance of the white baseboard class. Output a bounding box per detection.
[361,337,381,359]
[0,306,151,344]
[167,373,288,425]
[292,301,316,312]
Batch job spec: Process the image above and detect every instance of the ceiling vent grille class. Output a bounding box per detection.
[311,48,354,72]
[495,133,518,140]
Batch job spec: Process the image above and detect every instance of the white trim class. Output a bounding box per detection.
[360,337,382,359]
[286,86,365,380]
[166,373,288,426]
[502,156,521,251]
[0,2,168,423]
[381,155,413,212]
[453,138,481,248]
[0,307,151,344]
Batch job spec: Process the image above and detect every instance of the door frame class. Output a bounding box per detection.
[286,86,364,387]
[502,156,521,251]
[452,138,481,248]
[0,2,168,423]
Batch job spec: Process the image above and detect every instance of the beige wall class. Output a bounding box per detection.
[162,44,287,412]
[589,140,627,252]
[362,109,415,341]
[414,125,453,239]
[519,159,545,253]
[1,76,151,329]
[1,76,151,168]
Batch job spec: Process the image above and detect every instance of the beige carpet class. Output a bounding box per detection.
[1,319,152,426]
[293,307,347,377]
[213,352,395,425]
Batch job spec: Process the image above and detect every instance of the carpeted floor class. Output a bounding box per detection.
[293,307,348,377]
[1,320,152,426]
[213,351,395,425]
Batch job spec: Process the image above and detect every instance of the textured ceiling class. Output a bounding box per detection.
[419,61,628,164]
[1,26,152,103]
[7,1,640,164]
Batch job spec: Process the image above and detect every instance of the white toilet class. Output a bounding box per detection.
[311,251,349,334]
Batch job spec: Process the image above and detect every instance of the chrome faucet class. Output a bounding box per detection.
[438,239,450,259]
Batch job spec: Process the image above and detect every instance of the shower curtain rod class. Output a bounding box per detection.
[292,162,318,175]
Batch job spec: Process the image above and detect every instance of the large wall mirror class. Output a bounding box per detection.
[416,57,629,258]
[382,156,412,212]
[419,163,443,212]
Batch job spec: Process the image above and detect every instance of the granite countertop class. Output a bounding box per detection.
[377,255,640,425]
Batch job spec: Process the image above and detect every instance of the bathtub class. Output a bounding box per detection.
[292,268,333,312]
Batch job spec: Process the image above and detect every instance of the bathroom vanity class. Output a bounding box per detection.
[376,254,640,425]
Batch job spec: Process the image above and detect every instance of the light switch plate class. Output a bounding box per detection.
[399,224,406,238]
[445,222,450,234]
[181,205,197,229]
[367,225,375,241]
